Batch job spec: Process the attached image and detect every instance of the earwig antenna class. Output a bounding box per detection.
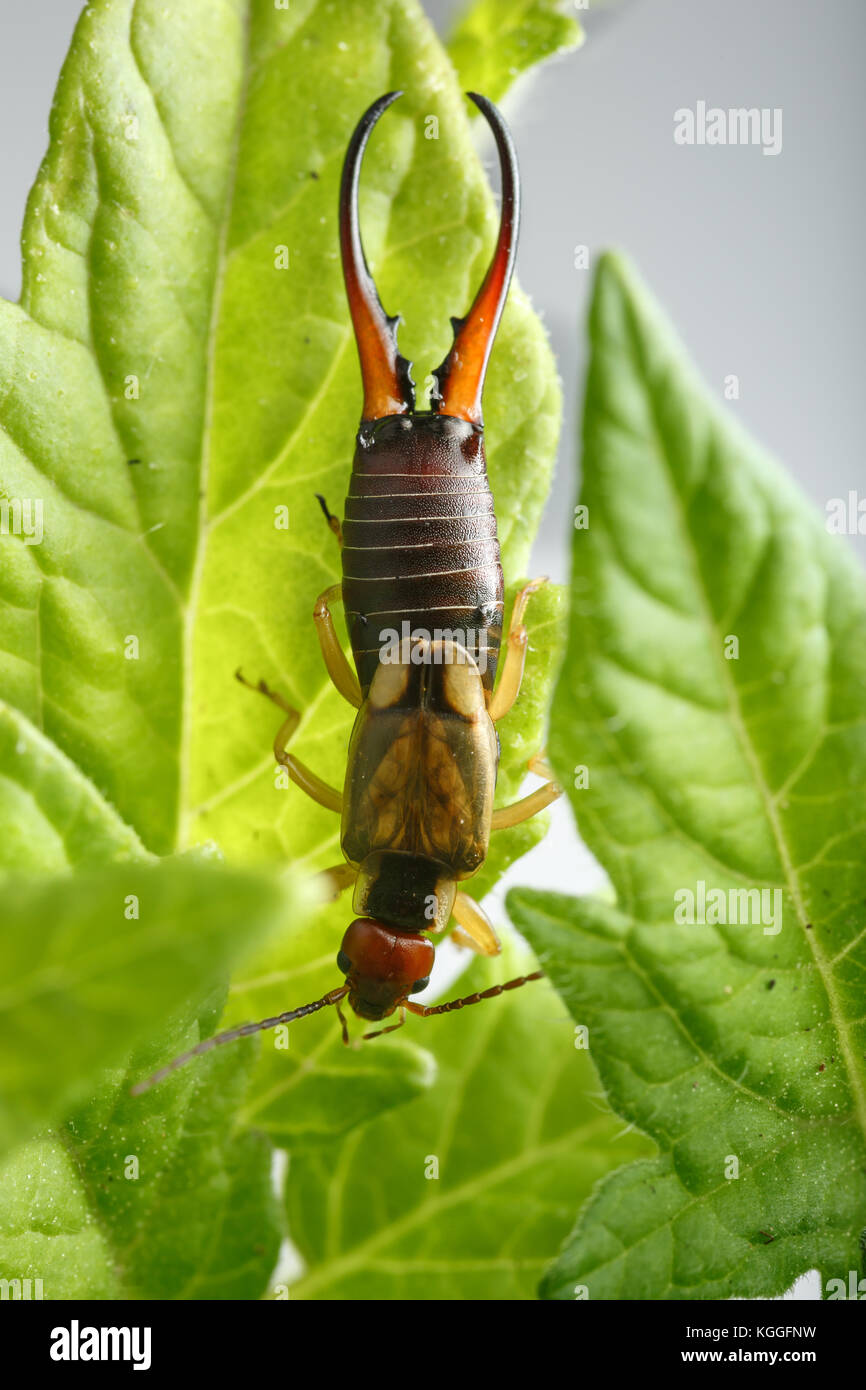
[130,986,349,1096]
[431,92,521,426]
[404,971,543,1020]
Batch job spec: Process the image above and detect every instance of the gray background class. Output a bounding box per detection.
[1,1,862,1298]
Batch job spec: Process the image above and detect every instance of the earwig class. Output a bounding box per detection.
[132,91,560,1097]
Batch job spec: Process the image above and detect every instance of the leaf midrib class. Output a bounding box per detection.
[514,894,852,1127]
[292,1114,613,1298]
[615,272,866,1147]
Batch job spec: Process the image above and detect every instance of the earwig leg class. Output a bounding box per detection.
[274,710,343,813]
[315,494,344,548]
[406,972,543,1019]
[314,584,363,709]
[488,578,548,722]
[491,778,561,830]
[236,669,294,714]
[363,1007,406,1041]
[318,862,358,900]
[451,892,501,956]
[236,671,343,813]
[336,998,351,1047]
[528,751,556,782]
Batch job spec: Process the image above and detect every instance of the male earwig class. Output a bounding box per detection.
[132,91,561,1097]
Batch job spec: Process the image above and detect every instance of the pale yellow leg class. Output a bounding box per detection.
[491,752,562,831]
[488,578,548,723]
[236,672,343,813]
[528,752,556,781]
[314,584,362,708]
[450,892,501,956]
[273,708,342,812]
[318,863,358,899]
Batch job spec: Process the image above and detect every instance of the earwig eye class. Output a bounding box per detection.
[411,976,431,994]
[337,950,352,975]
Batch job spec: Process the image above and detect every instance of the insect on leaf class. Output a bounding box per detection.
[0,0,572,1297]
[0,0,561,861]
[0,0,563,1101]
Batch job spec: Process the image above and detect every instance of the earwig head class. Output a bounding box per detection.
[340,90,520,427]
[336,917,435,1022]
[130,940,542,1095]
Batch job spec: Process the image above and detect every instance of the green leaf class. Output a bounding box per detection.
[0,0,567,1298]
[0,1002,281,1299]
[508,253,866,1300]
[0,0,562,1137]
[0,856,300,1154]
[0,701,145,870]
[0,0,560,862]
[283,948,652,1300]
[226,582,566,1147]
[0,683,293,1291]
[448,0,584,103]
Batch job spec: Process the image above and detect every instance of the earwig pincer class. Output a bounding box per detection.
[133,91,561,1096]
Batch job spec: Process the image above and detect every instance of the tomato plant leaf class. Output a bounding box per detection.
[0,0,561,859]
[0,701,145,870]
[283,947,652,1300]
[0,0,568,1298]
[0,0,562,1118]
[0,1002,281,1299]
[448,0,584,103]
[508,253,866,1300]
[0,855,302,1155]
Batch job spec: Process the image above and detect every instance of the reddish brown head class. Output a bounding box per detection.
[336,918,435,1022]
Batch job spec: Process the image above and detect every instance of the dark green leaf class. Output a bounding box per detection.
[509,253,866,1300]
[0,856,300,1154]
[0,1002,280,1299]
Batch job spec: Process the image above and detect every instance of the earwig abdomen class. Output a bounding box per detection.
[341,413,504,695]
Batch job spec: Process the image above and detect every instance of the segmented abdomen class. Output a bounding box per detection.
[341,416,504,694]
